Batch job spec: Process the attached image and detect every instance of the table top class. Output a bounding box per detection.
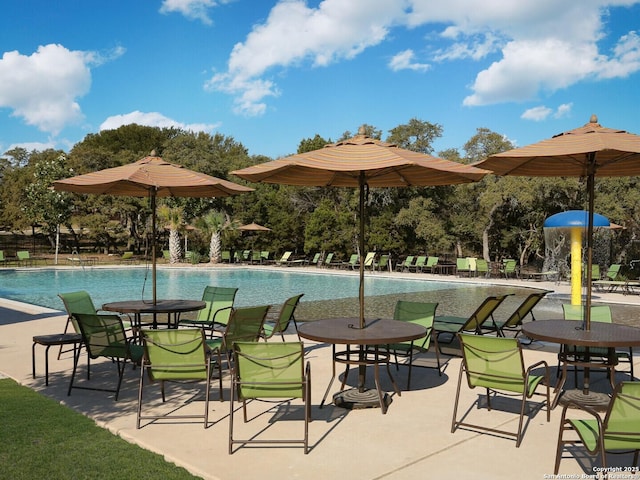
[522,319,640,347]
[102,299,206,315]
[297,318,426,345]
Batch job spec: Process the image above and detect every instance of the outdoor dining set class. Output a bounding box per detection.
[29,281,640,472]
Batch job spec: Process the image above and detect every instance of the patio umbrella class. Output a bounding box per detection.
[476,115,640,329]
[53,152,254,304]
[231,127,489,329]
[238,222,271,232]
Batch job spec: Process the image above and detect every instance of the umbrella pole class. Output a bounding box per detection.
[359,172,366,329]
[151,191,157,305]
[585,155,596,331]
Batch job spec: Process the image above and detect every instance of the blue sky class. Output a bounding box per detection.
[1,0,639,160]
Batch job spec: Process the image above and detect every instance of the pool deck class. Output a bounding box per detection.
[2,266,640,479]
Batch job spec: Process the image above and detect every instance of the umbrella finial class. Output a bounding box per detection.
[358,125,367,136]
[150,149,157,156]
[589,114,598,124]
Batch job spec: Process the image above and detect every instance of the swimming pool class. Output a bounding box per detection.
[0,266,532,320]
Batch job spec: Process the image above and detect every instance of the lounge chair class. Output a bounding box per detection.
[433,294,511,350]
[554,381,640,474]
[593,264,624,292]
[422,256,439,273]
[0,250,7,265]
[260,251,271,264]
[500,259,518,279]
[221,250,232,263]
[229,341,311,454]
[16,250,34,266]
[262,294,304,341]
[308,253,321,266]
[119,251,136,264]
[250,250,262,264]
[363,252,376,270]
[456,257,471,277]
[275,251,305,266]
[137,328,220,428]
[452,333,550,447]
[475,258,489,277]
[322,252,335,268]
[483,290,551,339]
[395,255,414,272]
[467,257,477,276]
[68,313,144,400]
[373,254,390,272]
[382,301,440,389]
[408,255,427,273]
[342,253,359,270]
[178,286,238,337]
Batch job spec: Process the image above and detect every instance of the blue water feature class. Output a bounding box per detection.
[0,267,464,312]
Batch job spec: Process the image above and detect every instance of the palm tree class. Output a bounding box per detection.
[196,211,235,264]
[157,205,184,264]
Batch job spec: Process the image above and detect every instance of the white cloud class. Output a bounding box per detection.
[389,49,430,72]
[521,106,552,121]
[100,111,220,133]
[208,0,640,114]
[0,44,125,137]
[555,103,573,118]
[205,0,407,116]
[0,44,92,135]
[6,141,57,153]
[159,0,220,25]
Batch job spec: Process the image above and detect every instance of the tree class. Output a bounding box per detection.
[387,118,443,154]
[195,211,235,264]
[157,205,183,263]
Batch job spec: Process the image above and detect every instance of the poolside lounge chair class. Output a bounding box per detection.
[554,381,640,474]
[137,328,220,429]
[433,294,511,351]
[363,252,376,271]
[178,286,238,337]
[382,301,441,389]
[408,255,427,273]
[475,258,489,278]
[373,254,390,272]
[221,250,232,263]
[323,252,339,268]
[262,294,304,341]
[308,253,321,266]
[69,313,143,400]
[16,250,35,266]
[342,253,359,270]
[483,290,551,339]
[395,255,414,272]
[593,264,624,292]
[500,259,518,279]
[0,250,6,265]
[229,341,311,454]
[456,257,471,277]
[422,256,439,273]
[119,251,136,264]
[452,333,550,447]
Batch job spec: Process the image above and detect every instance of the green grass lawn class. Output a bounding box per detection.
[0,378,201,479]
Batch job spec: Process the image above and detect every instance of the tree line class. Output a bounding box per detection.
[2,120,640,275]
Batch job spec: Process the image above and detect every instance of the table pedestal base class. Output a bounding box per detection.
[333,388,392,411]
[558,389,611,411]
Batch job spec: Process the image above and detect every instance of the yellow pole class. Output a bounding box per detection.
[570,227,582,305]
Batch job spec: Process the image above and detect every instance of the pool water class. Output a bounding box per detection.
[0,267,528,317]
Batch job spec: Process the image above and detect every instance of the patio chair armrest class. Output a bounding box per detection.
[559,399,604,430]
[211,305,234,322]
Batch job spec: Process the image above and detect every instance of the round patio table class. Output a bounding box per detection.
[522,319,640,409]
[297,317,426,414]
[102,299,206,330]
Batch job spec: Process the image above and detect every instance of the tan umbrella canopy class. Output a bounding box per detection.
[232,127,489,329]
[238,222,271,232]
[476,115,640,329]
[53,152,254,303]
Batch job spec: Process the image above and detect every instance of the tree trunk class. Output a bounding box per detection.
[209,232,221,264]
[169,229,182,264]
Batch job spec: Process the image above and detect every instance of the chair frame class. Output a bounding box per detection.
[385,301,441,389]
[262,294,304,341]
[229,341,311,454]
[137,328,218,429]
[452,333,551,447]
[179,286,238,337]
[485,290,551,339]
[68,313,142,400]
[555,381,640,474]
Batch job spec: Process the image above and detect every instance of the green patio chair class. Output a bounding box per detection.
[383,301,440,389]
[206,305,270,367]
[408,255,427,272]
[262,294,304,341]
[323,252,335,268]
[555,381,640,474]
[221,250,231,263]
[593,264,624,292]
[434,294,511,349]
[395,255,414,272]
[456,257,471,277]
[137,328,219,429]
[16,250,33,266]
[342,253,359,270]
[500,259,518,279]
[374,254,390,272]
[422,256,439,273]
[363,252,376,270]
[229,341,311,454]
[475,258,489,278]
[308,252,321,266]
[69,313,143,400]
[452,333,550,447]
[0,250,6,265]
[178,286,238,337]
[275,251,292,265]
[561,304,633,383]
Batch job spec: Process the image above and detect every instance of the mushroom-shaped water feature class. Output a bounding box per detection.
[544,210,610,305]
